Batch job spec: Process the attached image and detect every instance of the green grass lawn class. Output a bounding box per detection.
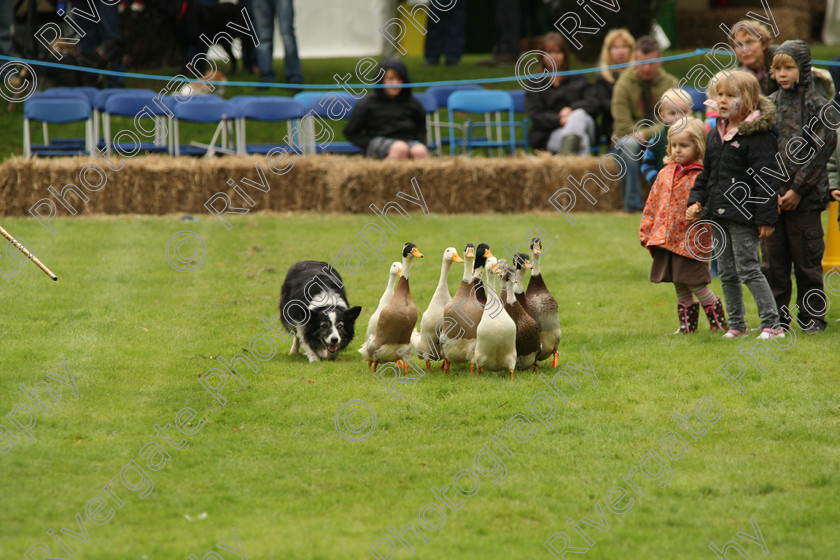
[1,212,839,559]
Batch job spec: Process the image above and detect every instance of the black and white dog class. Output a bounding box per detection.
[279,261,362,362]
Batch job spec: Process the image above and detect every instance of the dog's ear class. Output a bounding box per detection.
[345,306,362,321]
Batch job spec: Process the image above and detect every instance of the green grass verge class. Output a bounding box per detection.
[1,212,838,559]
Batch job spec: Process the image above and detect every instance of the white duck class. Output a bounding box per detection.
[360,261,402,368]
[412,247,463,370]
[364,242,423,374]
[472,257,517,378]
[525,238,562,368]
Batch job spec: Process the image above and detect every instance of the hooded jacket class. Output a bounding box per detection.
[640,160,710,259]
[687,96,780,226]
[344,59,426,151]
[767,40,837,212]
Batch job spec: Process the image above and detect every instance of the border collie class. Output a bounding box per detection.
[279,261,362,362]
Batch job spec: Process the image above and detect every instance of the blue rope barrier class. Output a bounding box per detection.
[4,51,840,91]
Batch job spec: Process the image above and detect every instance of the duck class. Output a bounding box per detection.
[512,252,533,315]
[441,243,492,374]
[364,242,423,374]
[412,247,463,370]
[471,242,492,308]
[500,263,541,371]
[472,257,517,378]
[359,261,401,368]
[525,238,562,368]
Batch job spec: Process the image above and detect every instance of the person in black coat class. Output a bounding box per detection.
[686,71,782,339]
[344,59,428,159]
[524,33,597,154]
[590,29,635,144]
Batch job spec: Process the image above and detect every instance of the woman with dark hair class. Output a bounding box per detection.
[524,32,598,155]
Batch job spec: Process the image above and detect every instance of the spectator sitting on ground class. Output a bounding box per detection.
[344,59,428,160]
[524,32,598,155]
[592,29,636,145]
[611,35,679,212]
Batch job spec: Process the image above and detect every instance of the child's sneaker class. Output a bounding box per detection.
[757,328,785,339]
[722,329,748,338]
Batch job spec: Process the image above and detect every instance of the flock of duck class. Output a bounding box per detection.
[359,240,562,378]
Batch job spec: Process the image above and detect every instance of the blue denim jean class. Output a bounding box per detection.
[614,135,644,211]
[253,0,302,84]
[713,219,780,331]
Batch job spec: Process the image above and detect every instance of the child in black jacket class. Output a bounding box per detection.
[344,59,428,160]
[686,70,783,339]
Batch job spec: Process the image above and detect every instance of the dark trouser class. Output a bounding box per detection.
[78,3,124,88]
[492,0,519,59]
[0,0,12,56]
[424,0,467,65]
[761,210,828,330]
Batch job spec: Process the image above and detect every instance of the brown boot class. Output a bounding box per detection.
[674,302,699,334]
[702,297,728,332]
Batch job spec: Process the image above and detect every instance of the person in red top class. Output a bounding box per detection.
[640,117,727,334]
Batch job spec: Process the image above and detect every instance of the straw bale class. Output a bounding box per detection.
[677,8,811,49]
[0,153,625,217]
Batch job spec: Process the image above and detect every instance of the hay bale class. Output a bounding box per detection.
[678,8,811,48]
[0,153,625,217]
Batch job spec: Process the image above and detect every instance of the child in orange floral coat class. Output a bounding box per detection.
[639,117,727,333]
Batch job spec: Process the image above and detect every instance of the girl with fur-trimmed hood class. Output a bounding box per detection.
[762,40,837,333]
[686,70,783,339]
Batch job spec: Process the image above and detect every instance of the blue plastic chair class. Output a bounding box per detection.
[172,99,237,156]
[103,92,170,156]
[300,93,363,155]
[23,97,93,157]
[92,88,156,147]
[413,92,440,155]
[231,96,305,155]
[682,86,708,114]
[504,89,530,153]
[425,84,484,109]
[447,90,517,156]
[292,90,342,107]
[48,87,99,105]
[426,85,484,153]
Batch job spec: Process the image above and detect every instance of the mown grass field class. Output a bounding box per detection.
[1,212,839,559]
